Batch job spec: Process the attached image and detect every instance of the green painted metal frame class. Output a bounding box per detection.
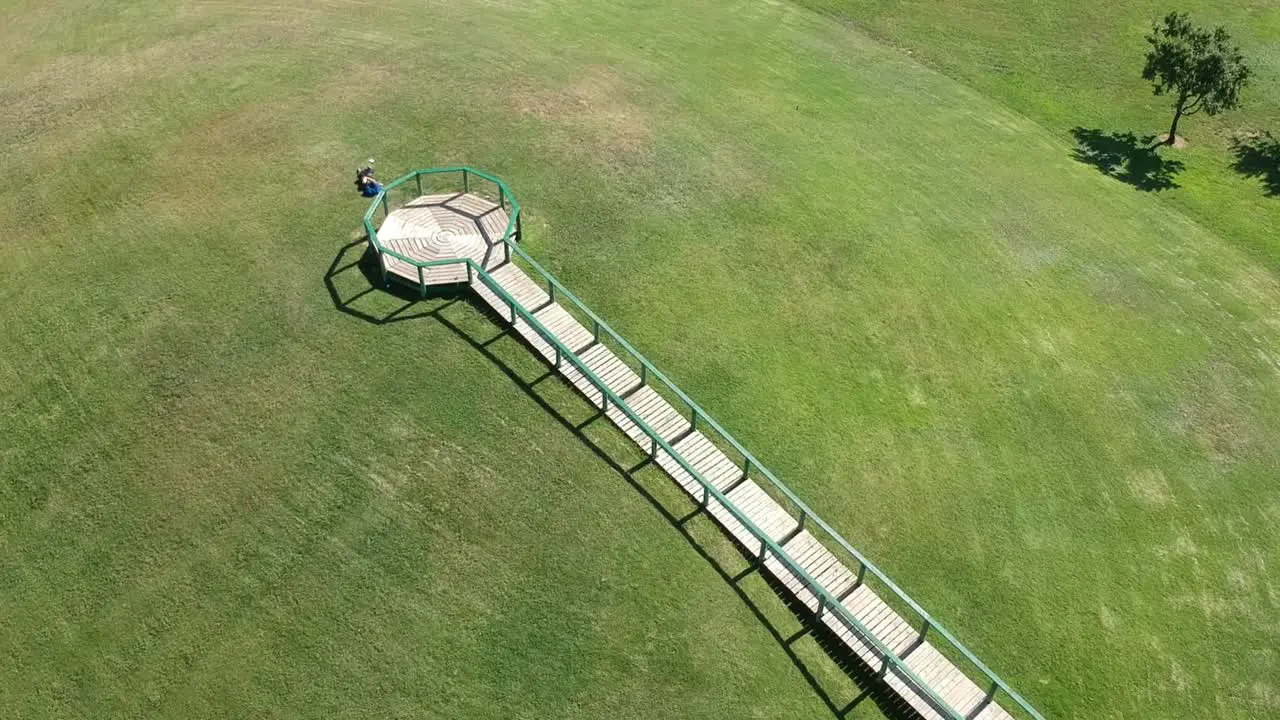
[362,167,1047,720]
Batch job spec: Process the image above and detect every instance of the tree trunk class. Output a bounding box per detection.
[1166,94,1187,145]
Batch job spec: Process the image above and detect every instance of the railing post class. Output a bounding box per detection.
[593,319,600,343]
[415,173,422,196]
[918,618,931,643]
[463,169,469,194]
[976,681,999,714]
[690,407,698,432]
[758,538,769,564]
[417,265,426,298]
[466,263,473,284]
[548,278,555,303]
[650,436,658,457]
[515,212,522,242]
[640,364,647,386]
[381,193,389,218]
[742,456,751,479]
[504,242,511,264]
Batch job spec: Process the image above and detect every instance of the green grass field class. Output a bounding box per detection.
[3,1,1278,718]
[799,0,1280,267]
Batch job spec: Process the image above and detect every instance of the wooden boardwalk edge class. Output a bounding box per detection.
[462,254,1016,720]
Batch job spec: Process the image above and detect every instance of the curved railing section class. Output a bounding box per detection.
[361,168,1046,720]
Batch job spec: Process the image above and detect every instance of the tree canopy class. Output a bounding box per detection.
[1142,12,1251,144]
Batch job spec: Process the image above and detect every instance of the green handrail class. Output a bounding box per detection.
[501,234,1043,717]
[361,168,1045,720]
[378,252,968,720]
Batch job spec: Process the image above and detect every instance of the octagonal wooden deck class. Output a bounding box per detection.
[376,192,512,286]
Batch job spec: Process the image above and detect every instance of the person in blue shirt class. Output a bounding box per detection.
[356,167,382,197]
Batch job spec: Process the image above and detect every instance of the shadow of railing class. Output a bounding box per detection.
[324,238,926,720]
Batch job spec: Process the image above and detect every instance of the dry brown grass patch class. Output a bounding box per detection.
[511,65,651,161]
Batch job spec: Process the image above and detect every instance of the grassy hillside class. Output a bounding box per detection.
[3,1,1278,718]
[798,0,1280,267]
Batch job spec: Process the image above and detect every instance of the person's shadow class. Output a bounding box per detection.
[1070,128,1185,191]
[1231,133,1280,196]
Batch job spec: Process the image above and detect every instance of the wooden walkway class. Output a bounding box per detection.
[380,193,1020,720]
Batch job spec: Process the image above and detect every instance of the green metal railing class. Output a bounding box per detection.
[362,168,1046,720]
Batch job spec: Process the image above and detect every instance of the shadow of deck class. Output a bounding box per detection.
[325,238,928,720]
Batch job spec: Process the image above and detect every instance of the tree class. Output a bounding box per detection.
[1142,12,1251,145]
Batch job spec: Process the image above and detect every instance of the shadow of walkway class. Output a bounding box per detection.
[324,239,927,720]
[1070,127,1185,191]
[1231,133,1280,196]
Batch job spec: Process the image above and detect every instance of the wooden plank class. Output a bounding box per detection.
[844,584,880,616]
[937,673,983,717]
[488,264,549,308]
[884,668,949,720]
[393,205,444,235]
[574,345,636,395]
[672,433,719,470]
[471,273,511,319]
[621,388,690,440]
[408,192,462,206]
[654,434,739,494]
[582,349,639,393]
[884,644,997,720]
[728,482,774,521]
[423,265,468,284]
[703,461,743,490]
[645,405,689,439]
[698,455,742,491]
[909,647,950,687]
[478,208,513,242]
[762,555,820,611]
[723,482,796,542]
[881,618,921,658]
[374,213,410,241]
[803,549,859,599]
[606,403,659,446]
[867,598,909,636]
[551,350,607,407]
[702,492,759,547]
[973,702,1015,720]
[446,192,500,217]
[821,610,882,666]
[533,304,593,354]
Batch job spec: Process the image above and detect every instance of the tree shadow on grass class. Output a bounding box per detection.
[324,238,927,720]
[1070,128,1185,191]
[1231,133,1280,196]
